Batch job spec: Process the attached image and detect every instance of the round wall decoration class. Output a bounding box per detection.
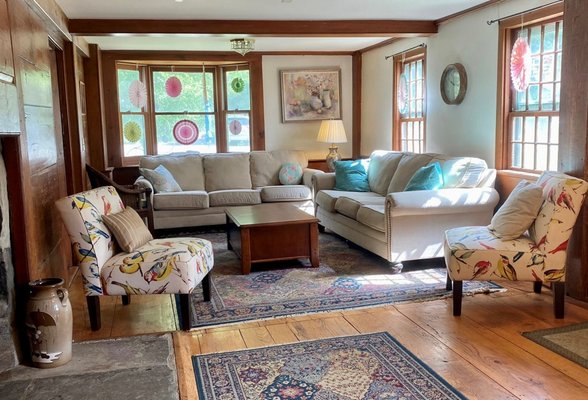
[229,119,243,136]
[397,73,409,114]
[123,121,142,143]
[231,77,245,93]
[173,120,199,145]
[440,63,467,105]
[128,80,147,109]
[165,76,182,98]
[510,37,531,92]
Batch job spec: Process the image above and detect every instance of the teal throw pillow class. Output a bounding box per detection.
[404,162,444,191]
[139,164,182,193]
[279,162,303,185]
[334,160,370,192]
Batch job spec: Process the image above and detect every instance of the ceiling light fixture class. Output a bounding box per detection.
[230,38,255,56]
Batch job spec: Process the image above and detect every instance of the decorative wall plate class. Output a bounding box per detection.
[510,37,531,92]
[123,121,142,143]
[397,73,408,115]
[173,120,199,145]
[229,119,242,135]
[128,80,147,109]
[165,76,182,98]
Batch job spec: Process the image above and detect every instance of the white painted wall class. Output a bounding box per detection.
[262,55,353,161]
[361,0,555,167]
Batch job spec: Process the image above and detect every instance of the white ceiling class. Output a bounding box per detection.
[55,0,492,51]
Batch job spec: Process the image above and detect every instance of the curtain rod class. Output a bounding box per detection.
[486,0,562,25]
[384,43,426,60]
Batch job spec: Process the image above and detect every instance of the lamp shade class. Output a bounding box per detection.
[317,120,347,144]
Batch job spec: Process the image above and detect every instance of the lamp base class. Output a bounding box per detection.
[325,145,341,172]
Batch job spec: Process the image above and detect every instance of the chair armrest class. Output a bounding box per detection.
[385,188,499,217]
[312,172,336,193]
[302,168,324,188]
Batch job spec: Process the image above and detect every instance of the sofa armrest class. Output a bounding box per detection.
[385,188,499,217]
[312,172,336,193]
[302,168,324,188]
[135,177,154,204]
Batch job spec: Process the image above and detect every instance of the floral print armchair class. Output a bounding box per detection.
[56,186,214,330]
[444,171,588,318]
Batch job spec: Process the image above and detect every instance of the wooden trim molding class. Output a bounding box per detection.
[68,19,438,36]
[352,51,362,158]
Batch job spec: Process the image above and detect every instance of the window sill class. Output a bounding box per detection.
[496,169,541,182]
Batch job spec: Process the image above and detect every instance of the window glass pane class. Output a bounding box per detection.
[153,71,214,113]
[512,117,523,141]
[543,22,556,53]
[542,54,555,82]
[523,144,535,170]
[530,26,542,54]
[537,117,549,143]
[117,69,141,113]
[550,117,559,144]
[549,145,558,171]
[530,56,540,83]
[514,90,526,111]
[528,85,540,111]
[407,122,413,140]
[155,114,217,154]
[524,117,535,143]
[512,143,522,167]
[555,53,562,81]
[226,69,251,111]
[557,22,563,50]
[554,83,560,111]
[416,60,422,79]
[121,114,146,157]
[536,144,548,171]
[541,84,554,111]
[410,62,416,80]
[226,113,250,153]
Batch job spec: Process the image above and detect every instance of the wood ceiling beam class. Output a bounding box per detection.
[68,19,438,36]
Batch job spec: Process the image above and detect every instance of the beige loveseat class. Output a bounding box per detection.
[136,150,322,230]
[312,150,499,263]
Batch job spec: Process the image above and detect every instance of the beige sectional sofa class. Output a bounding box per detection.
[135,150,322,230]
[312,150,499,263]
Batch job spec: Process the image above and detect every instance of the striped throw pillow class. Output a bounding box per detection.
[102,207,153,252]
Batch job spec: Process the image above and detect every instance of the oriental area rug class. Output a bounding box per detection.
[192,332,467,399]
[181,232,502,329]
[523,322,588,368]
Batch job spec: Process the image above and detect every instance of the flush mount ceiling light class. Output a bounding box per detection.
[230,38,255,56]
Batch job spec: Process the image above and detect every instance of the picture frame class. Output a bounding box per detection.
[280,68,341,122]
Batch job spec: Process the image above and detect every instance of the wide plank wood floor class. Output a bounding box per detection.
[68,272,588,399]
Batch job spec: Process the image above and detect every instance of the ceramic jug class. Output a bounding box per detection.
[25,278,72,368]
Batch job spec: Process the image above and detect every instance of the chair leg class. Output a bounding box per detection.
[122,295,131,305]
[446,273,453,291]
[452,281,463,316]
[86,297,101,331]
[180,293,192,331]
[553,282,565,319]
[533,281,542,294]
[202,273,211,302]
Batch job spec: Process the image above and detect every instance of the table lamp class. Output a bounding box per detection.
[317,119,347,172]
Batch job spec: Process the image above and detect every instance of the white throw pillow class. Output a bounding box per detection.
[489,180,544,240]
[139,165,182,193]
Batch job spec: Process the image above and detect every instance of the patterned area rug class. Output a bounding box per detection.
[184,232,503,328]
[523,322,588,368]
[193,332,466,399]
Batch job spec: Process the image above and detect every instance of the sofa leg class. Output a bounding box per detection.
[533,281,542,294]
[553,282,565,319]
[180,293,192,331]
[87,297,101,331]
[122,295,131,305]
[452,281,463,316]
[202,273,211,302]
[446,274,453,291]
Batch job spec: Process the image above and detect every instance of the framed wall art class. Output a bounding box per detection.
[280,68,341,122]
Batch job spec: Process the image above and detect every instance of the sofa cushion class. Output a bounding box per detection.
[279,162,303,185]
[140,153,204,191]
[429,156,488,188]
[367,151,404,195]
[209,189,261,207]
[404,162,444,191]
[203,153,252,192]
[250,150,309,188]
[335,197,362,220]
[334,160,370,192]
[316,190,384,213]
[387,153,435,193]
[153,191,209,210]
[260,185,311,202]
[356,205,386,233]
[139,165,182,193]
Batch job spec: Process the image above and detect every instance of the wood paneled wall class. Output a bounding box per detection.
[558,0,588,301]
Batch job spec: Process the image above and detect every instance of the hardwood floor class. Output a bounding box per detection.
[68,272,588,399]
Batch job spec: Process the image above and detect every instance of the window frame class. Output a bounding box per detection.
[392,47,426,152]
[221,64,252,153]
[115,62,253,166]
[495,3,564,172]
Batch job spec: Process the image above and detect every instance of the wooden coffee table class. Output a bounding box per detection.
[225,203,320,274]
